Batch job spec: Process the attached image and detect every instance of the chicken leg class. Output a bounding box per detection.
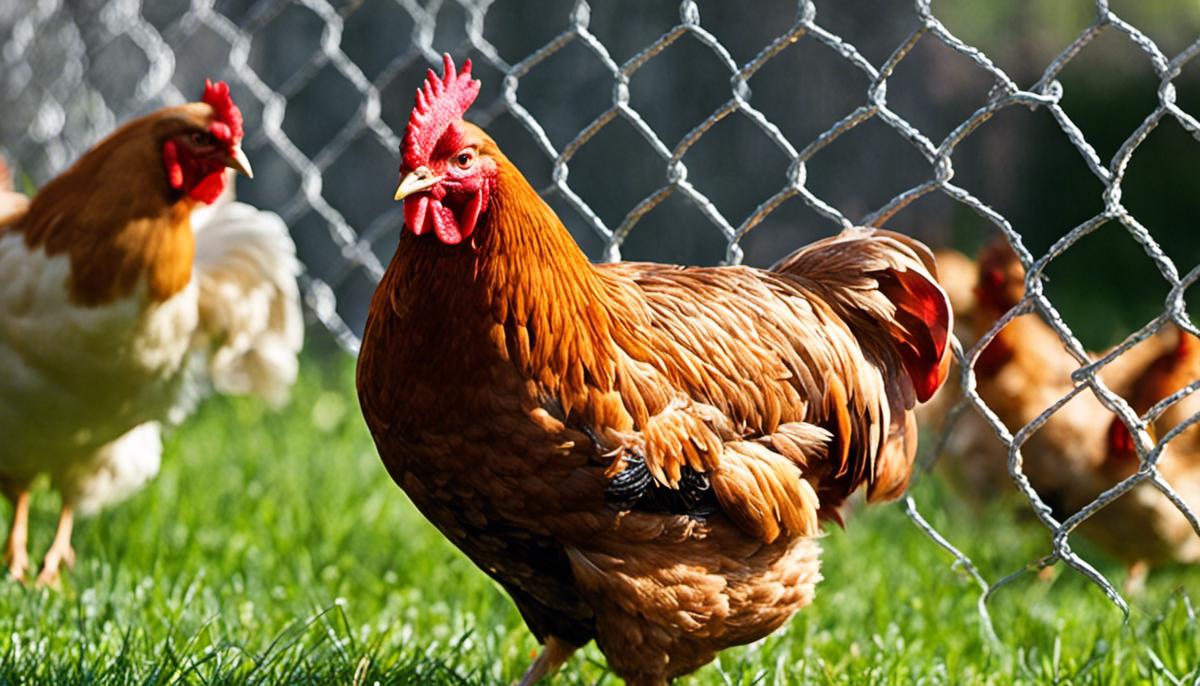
[515,636,577,686]
[2,485,30,582]
[36,505,75,587]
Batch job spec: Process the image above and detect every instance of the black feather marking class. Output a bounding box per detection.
[604,452,719,519]
[578,424,719,519]
[604,454,654,509]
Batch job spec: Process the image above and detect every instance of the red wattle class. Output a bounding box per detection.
[405,196,430,235]
[459,190,482,239]
[189,171,226,204]
[404,195,465,245]
[431,200,461,245]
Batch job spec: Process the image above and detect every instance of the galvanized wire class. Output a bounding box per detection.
[1,0,1197,637]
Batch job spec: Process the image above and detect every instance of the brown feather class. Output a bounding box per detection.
[11,105,218,305]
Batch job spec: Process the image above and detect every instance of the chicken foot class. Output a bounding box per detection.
[36,505,75,587]
[2,486,30,582]
[514,636,577,686]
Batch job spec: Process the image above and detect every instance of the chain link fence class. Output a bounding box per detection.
[2,0,1198,644]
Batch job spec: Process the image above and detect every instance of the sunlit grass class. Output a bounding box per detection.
[0,354,1194,685]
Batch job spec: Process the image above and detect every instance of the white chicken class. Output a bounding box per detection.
[0,82,303,584]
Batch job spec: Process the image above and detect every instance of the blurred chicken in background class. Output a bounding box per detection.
[916,248,1006,503]
[1100,327,1200,590]
[0,81,303,585]
[924,240,1196,590]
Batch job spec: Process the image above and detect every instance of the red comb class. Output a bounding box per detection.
[403,54,480,170]
[201,79,244,146]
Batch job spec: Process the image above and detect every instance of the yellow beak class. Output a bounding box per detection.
[227,145,253,178]
[394,166,443,201]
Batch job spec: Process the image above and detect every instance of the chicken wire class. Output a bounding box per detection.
[2,0,1199,645]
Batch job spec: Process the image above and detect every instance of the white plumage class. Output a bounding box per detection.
[193,198,304,407]
[57,423,163,517]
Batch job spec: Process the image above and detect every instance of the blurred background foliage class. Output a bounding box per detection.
[0,0,1196,348]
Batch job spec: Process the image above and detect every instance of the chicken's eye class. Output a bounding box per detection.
[190,131,215,147]
[454,150,475,170]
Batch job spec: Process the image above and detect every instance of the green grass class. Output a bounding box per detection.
[0,355,1195,685]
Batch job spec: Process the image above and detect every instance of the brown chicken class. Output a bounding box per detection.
[357,55,952,685]
[952,241,1189,588]
[930,243,1058,503]
[1101,328,1200,588]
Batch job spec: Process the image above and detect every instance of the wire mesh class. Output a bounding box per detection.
[2,0,1198,640]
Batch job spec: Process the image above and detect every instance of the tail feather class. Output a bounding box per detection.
[771,227,952,403]
[879,266,952,402]
[772,227,953,502]
[193,198,304,406]
[711,440,822,543]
